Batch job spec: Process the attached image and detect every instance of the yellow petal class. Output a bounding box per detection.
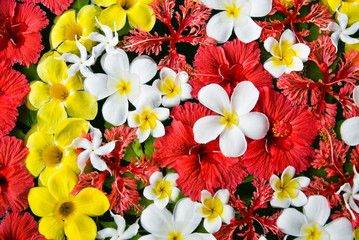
[39,216,65,240]
[77,5,101,28]
[65,75,83,91]
[62,150,81,175]
[37,54,67,84]
[66,91,98,120]
[54,118,89,147]
[325,0,341,12]
[98,5,127,31]
[64,214,97,240]
[27,131,53,150]
[39,167,58,187]
[26,151,46,177]
[93,0,117,7]
[57,40,78,53]
[50,10,76,49]
[340,2,359,25]
[48,167,78,202]
[28,81,50,109]
[345,42,359,53]
[139,0,154,4]
[74,188,109,216]
[28,187,57,217]
[127,3,156,31]
[37,101,68,134]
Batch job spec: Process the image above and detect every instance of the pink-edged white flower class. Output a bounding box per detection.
[196,189,235,234]
[193,81,269,157]
[97,211,139,240]
[202,0,272,43]
[84,50,157,126]
[341,86,359,146]
[270,166,310,208]
[152,67,192,107]
[143,172,180,209]
[277,195,353,240]
[264,29,310,78]
[71,125,115,173]
[336,165,359,220]
[140,198,216,240]
[128,95,170,143]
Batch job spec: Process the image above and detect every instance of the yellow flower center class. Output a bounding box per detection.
[274,173,300,200]
[58,201,75,219]
[160,77,182,98]
[201,197,224,221]
[118,0,138,10]
[168,232,183,240]
[226,4,241,18]
[154,180,173,199]
[272,120,292,138]
[65,23,83,41]
[272,41,297,66]
[301,223,326,240]
[116,80,132,95]
[42,145,64,167]
[134,108,158,131]
[49,83,70,102]
[220,110,239,129]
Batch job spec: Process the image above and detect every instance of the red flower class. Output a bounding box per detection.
[0,211,45,240]
[153,102,247,201]
[19,0,74,15]
[0,94,18,136]
[243,87,318,180]
[0,136,33,217]
[0,0,48,66]
[189,39,273,98]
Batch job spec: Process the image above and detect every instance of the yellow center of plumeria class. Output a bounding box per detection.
[134,108,158,131]
[58,201,75,219]
[116,80,132,95]
[272,41,297,66]
[65,23,83,41]
[201,197,224,221]
[274,173,300,200]
[154,180,173,199]
[225,3,241,18]
[49,83,70,102]
[220,110,239,129]
[42,145,64,167]
[302,223,325,240]
[118,0,138,10]
[160,77,182,98]
[168,232,183,240]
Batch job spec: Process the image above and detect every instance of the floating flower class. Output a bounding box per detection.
[202,0,272,43]
[193,81,269,157]
[264,29,310,78]
[93,0,156,31]
[197,189,235,233]
[143,171,180,209]
[270,166,310,208]
[277,195,353,240]
[28,167,110,240]
[140,198,216,240]
[341,85,359,146]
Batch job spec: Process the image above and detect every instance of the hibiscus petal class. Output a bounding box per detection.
[231,81,259,116]
[193,115,225,144]
[340,116,359,146]
[303,195,330,226]
[206,12,234,43]
[219,126,247,157]
[198,84,230,114]
[238,112,269,139]
[276,208,306,236]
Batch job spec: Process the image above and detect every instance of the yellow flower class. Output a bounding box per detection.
[28,167,109,240]
[27,52,98,134]
[50,5,101,53]
[26,118,89,186]
[324,0,359,25]
[93,0,156,31]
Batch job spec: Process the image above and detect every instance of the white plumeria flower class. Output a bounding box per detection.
[71,125,115,173]
[143,171,180,209]
[259,236,267,240]
[128,95,169,143]
[140,198,216,240]
[193,81,269,157]
[84,50,157,126]
[202,0,272,43]
[270,166,310,208]
[341,85,359,146]
[152,67,193,107]
[56,38,95,79]
[97,211,139,240]
[264,29,310,78]
[325,10,359,51]
[196,189,235,234]
[277,195,353,240]
[336,165,359,220]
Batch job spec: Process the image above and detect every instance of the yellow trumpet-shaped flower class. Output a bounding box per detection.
[26,118,89,186]
[93,0,156,31]
[28,167,110,240]
[27,52,98,134]
[50,5,101,53]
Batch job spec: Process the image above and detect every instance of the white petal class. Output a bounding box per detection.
[198,84,230,115]
[325,22,341,32]
[102,96,129,126]
[143,186,159,201]
[111,212,126,234]
[282,166,295,178]
[231,81,259,116]
[201,190,213,203]
[219,126,247,157]
[330,31,340,51]
[151,120,165,138]
[121,221,140,239]
[170,187,180,201]
[344,21,359,35]
[270,194,291,208]
[133,85,161,107]
[206,12,234,43]
[233,17,261,43]
[193,234,216,240]
[291,191,308,207]
[221,205,235,224]
[277,208,307,236]
[67,63,81,78]
[174,198,202,234]
[324,217,353,240]
[176,71,189,83]
[137,128,151,143]
[154,197,169,210]
[153,108,170,121]
[149,171,163,186]
[295,177,311,188]
[280,29,296,46]
[162,95,181,107]
[337,183,352,195]
[90,153,110,172]
[340,34,359,45]
[264,58,286,78]
[95,141,116,155]
[349,196,359,213]
[160,67,176,81]
[91,43,106,60]
[270,175,281,191]
[140,204,173,236]
[291,43,310,61]
[285,56,304,73]
[353,86,359,107]
[303,195,330,226]
[101,50,129,76]
[238,112,269,139]
[138,235,157,240]
[214,189,230,204]
[91,126,103,149]
[264,37,279,57]
[204,216,222,234]
[250,0,272,17]
[180,83,193,100]
[77,150,91,172]
[84,73,109,100]
[337,11,349,29]
[164,173,179,184]
[72,138,92,149]
[202,0,223,9]
[193,116,225,143]
[130,56,157,84]
[128,111,140,128]
[79,65,94,78]
[341,116,359,146]
[97,228,117,239]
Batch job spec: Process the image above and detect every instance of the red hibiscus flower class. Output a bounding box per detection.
[189,39,273,98]
[0,0,48,66]
[153,102,247,201]
[0,136,33,217]
[0,211,45,240]
[243,87,318,180]
[19,0,74,15]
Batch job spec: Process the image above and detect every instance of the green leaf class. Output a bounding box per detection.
[242,175,254,183]
[99,220,117,229]
[17,105,37,127]
[9,127,26,140]
[70,0,90,12]
[19,64,39,81]
[123,140,143,162]
[117,20,135,36]
[143,135,156,158]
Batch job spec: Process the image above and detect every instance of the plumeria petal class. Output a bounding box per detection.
[198,84,230,114]
[250,0,272,17]
[130,56,157,84]
[193,115,225,143]
[206,12,234,43]
[238,112,269,140]
[102,96,129,126]
[84,73,110,100]
[233,18,262,43]
[203,216,222,234]
[219,126,247,157]
[324,217,353,240]
[303,195,330,226]
[231,81,260,116]
[140,204,173,236]
[291,191,308,207]
[341,116,359,146]
[221,205,235,224]
[174,198,202,234]
[277,208,307,236]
